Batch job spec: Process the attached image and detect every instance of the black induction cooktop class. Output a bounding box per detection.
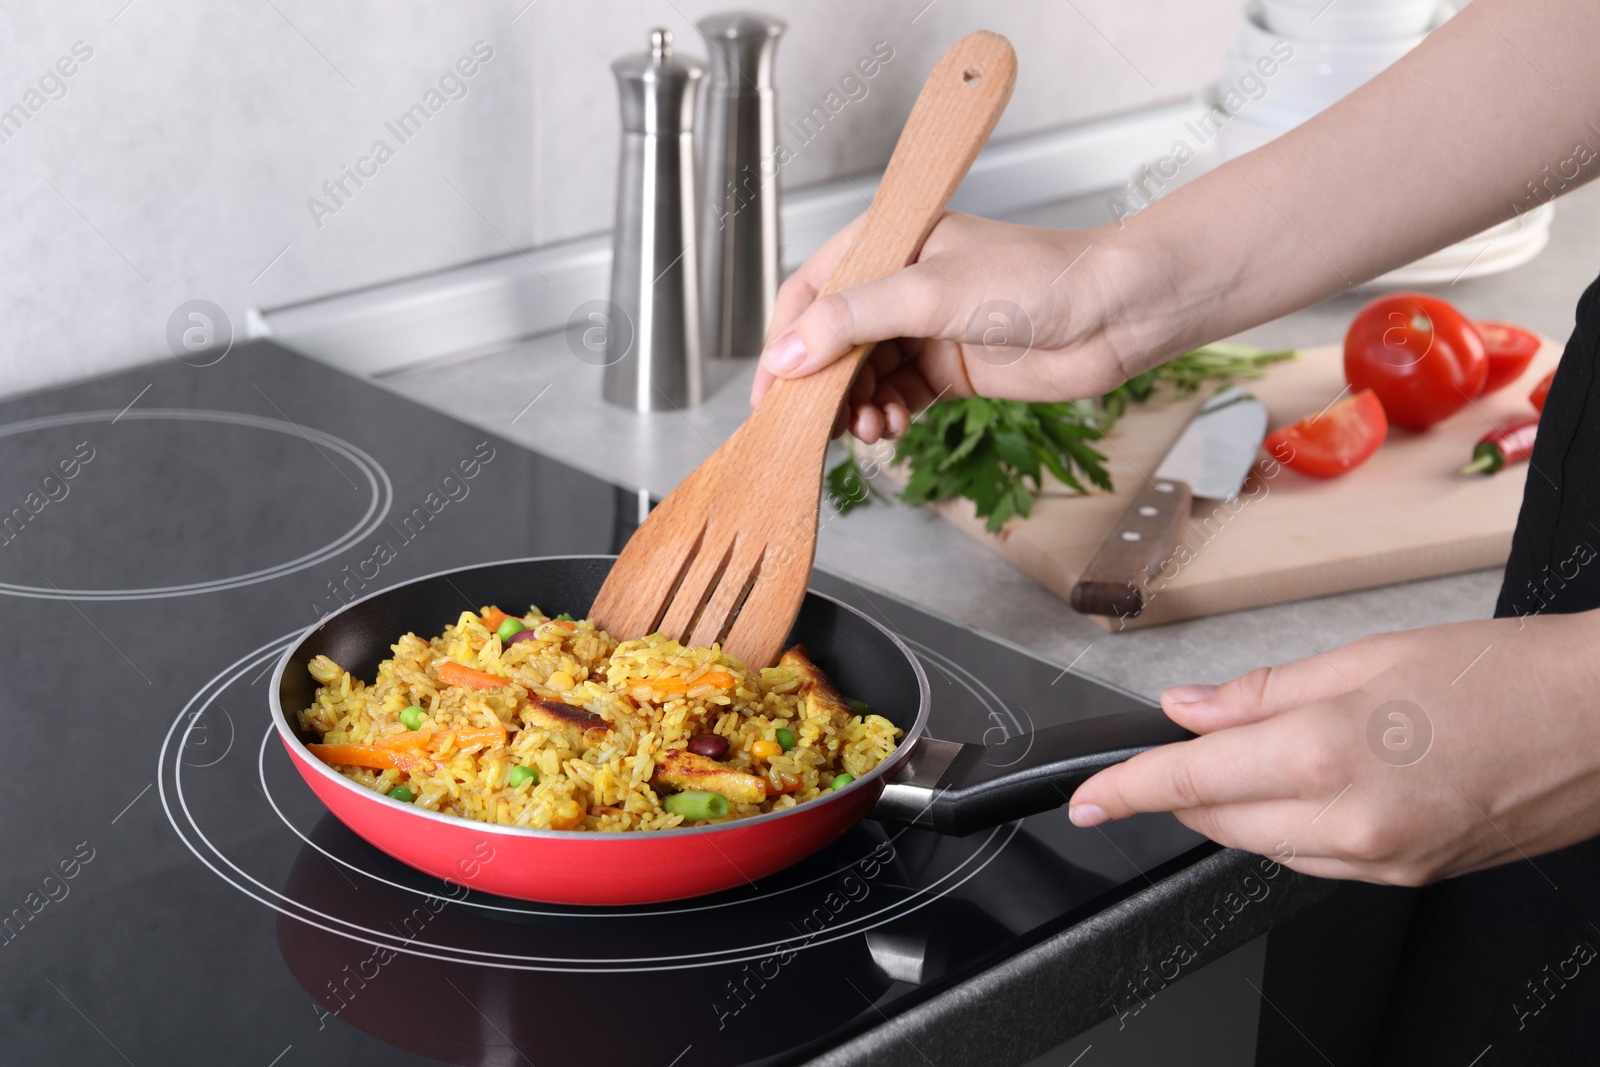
[0,342,1315,1066]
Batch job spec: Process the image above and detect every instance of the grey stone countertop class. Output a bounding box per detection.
[379,180,1600,700]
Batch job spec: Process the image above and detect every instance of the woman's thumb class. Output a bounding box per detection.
[758,263,951,381]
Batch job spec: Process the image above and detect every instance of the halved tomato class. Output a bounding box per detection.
[1530,369,1555,413]
[1474,321,1541,396]
[1264,388,1388,479]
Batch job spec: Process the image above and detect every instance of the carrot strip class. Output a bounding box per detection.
[549,801,587,830]
[481,607,509,631]
[429,727,506,750]
[307,743,425,772]
[371,732,426,750]
[372,725,507,752]
[766,772,803,795]
[622,671,738,694]
[436,660,511,689]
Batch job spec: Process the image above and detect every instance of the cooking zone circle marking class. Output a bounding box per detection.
[161,633,1020,972]
[249,724,1016,966]
[907,637,1024,740]
[0,409,391,600]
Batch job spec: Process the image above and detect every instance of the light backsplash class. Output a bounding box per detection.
[0,0,1232,396]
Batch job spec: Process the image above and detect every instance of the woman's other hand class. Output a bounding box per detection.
[1067,610,1600,885]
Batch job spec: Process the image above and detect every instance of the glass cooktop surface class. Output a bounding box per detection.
[0,343,1207,1066]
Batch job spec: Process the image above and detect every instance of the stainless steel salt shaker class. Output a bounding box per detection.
[603,29,706,412]
[697,11,785,360]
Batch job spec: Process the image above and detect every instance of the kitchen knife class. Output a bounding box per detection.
[1069,386,1268,619]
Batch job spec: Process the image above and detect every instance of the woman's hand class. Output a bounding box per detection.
[750,211,1180,442]
[1066,610,1600,885]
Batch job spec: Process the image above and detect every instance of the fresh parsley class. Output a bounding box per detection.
[824,344,1296,533]
[1098,342,1297,422]
[824,450,887,512]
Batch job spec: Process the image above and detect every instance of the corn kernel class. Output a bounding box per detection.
[751,739,783,760]
[547,671,576,692]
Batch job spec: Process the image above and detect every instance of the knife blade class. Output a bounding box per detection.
[1069,386,1268,620]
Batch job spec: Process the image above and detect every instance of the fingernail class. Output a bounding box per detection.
[1162,684,1217,705]
[1069,803,1108,828]
[764,332,806,374]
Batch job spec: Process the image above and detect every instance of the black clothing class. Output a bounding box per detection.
[1372,270,1600,1063]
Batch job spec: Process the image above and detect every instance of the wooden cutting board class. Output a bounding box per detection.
[859,337,1561,630]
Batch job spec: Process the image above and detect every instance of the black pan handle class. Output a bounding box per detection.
[872,707,1195,836]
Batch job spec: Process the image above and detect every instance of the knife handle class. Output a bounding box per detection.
[1069,477,1192,619]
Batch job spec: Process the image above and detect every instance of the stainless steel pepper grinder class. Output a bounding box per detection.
[697,11,785,360]
[603,28,706,412]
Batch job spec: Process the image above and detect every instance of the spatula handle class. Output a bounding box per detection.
[761,31,1017,427]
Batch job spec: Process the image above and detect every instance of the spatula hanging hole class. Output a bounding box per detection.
[962,67,981,84]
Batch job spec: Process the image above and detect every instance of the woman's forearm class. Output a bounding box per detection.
[754,0,1600,427]
[1113,0,1600,366]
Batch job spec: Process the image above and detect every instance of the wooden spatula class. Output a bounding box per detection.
[590,30,1017,667]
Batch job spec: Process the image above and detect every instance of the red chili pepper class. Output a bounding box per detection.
[1529,370,1554,413]
[1460,417,1539,475]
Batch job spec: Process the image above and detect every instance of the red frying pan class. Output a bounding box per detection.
[270,556,1191,905]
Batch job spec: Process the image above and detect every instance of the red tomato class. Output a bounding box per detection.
[1474,321,1541,396]
[1530,369,1554,413]
[1264,389,1388,479]
[1343,293,1487,429]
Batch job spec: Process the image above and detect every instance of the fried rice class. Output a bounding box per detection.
[296,605,902,831]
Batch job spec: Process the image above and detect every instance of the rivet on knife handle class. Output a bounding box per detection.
[1070,478,1192,618]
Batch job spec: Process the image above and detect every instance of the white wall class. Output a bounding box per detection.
[0,0,1236,397]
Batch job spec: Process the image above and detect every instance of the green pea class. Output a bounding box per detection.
[663,790,729,821]
[507,765,538,788]
[387,785,414,802]
[553,613,576,622]
[774,727,795,752]
[831,773,855,790]
[847,699,871,715]
[496,617,526,643]
[399,705,426,730]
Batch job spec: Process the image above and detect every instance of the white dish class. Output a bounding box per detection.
[1362,224,1550,289]
[1261,0,1440,42]
[1399,210,1553,270]
[1237,0,1436,60]
[1227,0,1445,127]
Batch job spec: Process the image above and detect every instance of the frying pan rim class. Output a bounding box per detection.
[269,553,931,843]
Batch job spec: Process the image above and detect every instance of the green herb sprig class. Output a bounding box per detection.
[1098,343,1296,422]
[824,344,1296,533]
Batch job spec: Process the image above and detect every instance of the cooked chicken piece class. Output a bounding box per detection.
[780,645,851,718]
[652,748,768,805]
[522,696,612,751]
